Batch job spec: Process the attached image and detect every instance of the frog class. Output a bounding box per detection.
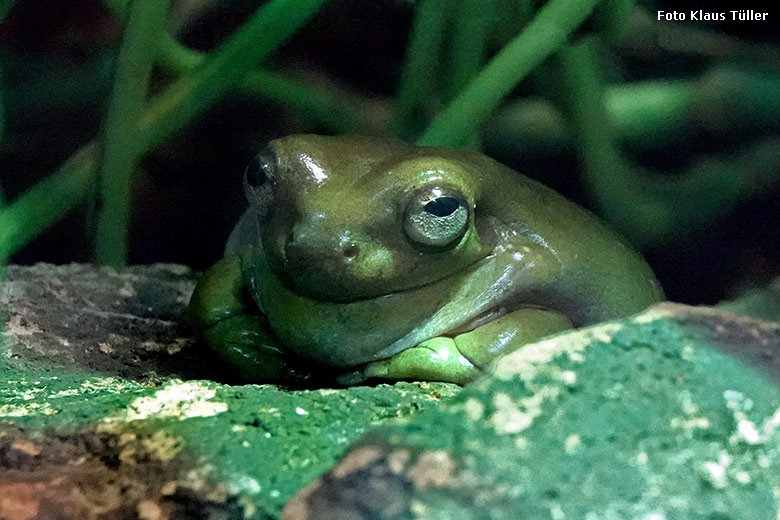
[188,134,664,385]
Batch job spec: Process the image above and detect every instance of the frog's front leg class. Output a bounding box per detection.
[340,308,572,385]
[188,254,308,384]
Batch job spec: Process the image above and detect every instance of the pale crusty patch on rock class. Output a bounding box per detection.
[330,446,383,478]
[141,430,183,463]
[102,380,228,423]
[406,450,457,490]
[10,438,42,457]
[96,424,182,464]
[488,390,558,435]
[463,397,485,422]
[492,322,624,381]
[136,499,165,520]
[386,449,412,474]
[485,322,624,436]
[4,314,43,337]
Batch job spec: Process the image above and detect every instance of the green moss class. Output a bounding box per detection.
[0,347,459,518]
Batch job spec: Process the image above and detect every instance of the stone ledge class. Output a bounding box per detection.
[2,264,779,519]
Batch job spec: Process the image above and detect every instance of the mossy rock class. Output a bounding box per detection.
[3,264,780,519]
[285,305,780,520]
[0,264,459,519]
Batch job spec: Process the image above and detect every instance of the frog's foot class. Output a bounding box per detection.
[202,315,312,385]
[338,337,478,386]
[339,307,572,386]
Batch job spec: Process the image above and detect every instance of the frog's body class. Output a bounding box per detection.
[189,134,663,385]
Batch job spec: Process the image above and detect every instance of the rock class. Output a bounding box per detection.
[1,263,207,382]
[283,304,780,520]
[5,264,780,519]
[0,264,460,519]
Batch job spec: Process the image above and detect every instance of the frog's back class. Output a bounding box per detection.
[439,146,664,325]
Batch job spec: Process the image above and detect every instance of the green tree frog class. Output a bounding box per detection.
[189,134,663,385]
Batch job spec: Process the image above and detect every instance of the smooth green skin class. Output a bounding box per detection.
[189,134,663,385]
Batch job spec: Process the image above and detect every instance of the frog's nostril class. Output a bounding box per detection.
[342,244,359,261]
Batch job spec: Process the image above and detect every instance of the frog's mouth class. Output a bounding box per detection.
[278,252,488,304]
[264,232,492,305]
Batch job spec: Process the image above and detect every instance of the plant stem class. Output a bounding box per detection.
[157,35,362,133]
[107,0,347,137]
[417,0,601,148]
[0,0,7,207]
[491,0,534,48]
[443,0,495,148]
[605,80,694,147]
[0,0,13,21]
[590,0,634,42]
[485,81,694,156]
[488,65,780,157]
[392,0,447,141]
[555,42,780,246]
[0,0,328,261]
[445,0,494,102]
[237,72,360,134]
[94,0,170,267]
[0,61,6,207]
[554,43,637,212]
[137,0,328,151]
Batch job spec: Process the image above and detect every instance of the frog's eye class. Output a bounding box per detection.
[244,150,276,218]
[404,187,469,250]
[244,151,275,190]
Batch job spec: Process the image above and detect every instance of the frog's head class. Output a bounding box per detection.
[244,134,495,303]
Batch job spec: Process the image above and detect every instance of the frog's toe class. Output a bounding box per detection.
[201,315,301,383]
[341,337,480,386]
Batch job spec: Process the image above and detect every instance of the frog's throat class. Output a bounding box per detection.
[366,220,563,363]
[368,250,553,362]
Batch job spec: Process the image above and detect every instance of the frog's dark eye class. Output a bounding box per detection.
[425,196,460,217]
[404,187,469,250]
[243,149,276,219]
[244,151,275,190]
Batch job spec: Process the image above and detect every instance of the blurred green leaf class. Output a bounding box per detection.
[94,0,171,267]
[393,0,447,140]
[555,42,780,247]
[417,0,602,147]
[0,0,13,21]
[137,0,329,150]
[0,0,329,261]
[0,60,5,207]
[156,35,365,133]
